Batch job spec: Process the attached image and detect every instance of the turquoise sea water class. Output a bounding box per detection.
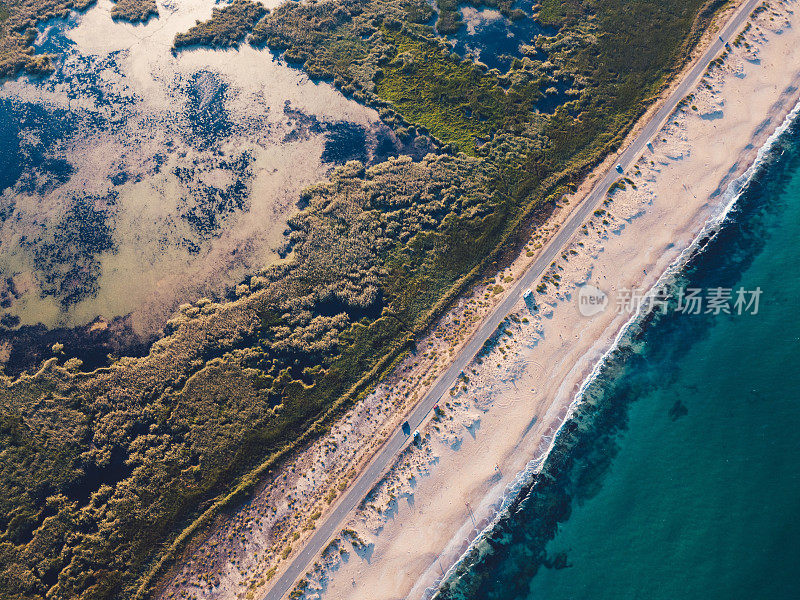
[437,110,800,599]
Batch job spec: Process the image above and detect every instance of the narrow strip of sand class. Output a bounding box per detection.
[157,2,800,599]
[290,2,800,598]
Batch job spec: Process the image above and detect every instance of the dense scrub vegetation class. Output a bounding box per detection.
[0,155,496,600]
[173,0,265,49]
[0,0,95,77]
[0,0,160,78]
[1,0,727,598]
[374,30,537,153]
[109,0,157,23]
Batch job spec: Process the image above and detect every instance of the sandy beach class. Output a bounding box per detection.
[157,2,800,599]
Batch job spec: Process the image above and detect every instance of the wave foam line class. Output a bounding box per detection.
[422,93,800,600]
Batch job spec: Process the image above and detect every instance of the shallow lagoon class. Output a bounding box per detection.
[0,0,414,370]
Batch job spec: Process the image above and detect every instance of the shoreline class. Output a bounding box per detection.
[436,97,800,599]
[5,0,791,598]
[433,87,800,598]
[296,2,800,599]
[154,2,800,600]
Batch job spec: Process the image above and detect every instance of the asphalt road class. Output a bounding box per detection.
[262,1,761,597]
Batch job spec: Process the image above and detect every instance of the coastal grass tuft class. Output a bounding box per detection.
[0,0,160,78]
[374,30,533,154]
[173,0,266,49]
[110,0,157,23]
[0,0,95,78]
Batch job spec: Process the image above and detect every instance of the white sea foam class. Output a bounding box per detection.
[423,92,800,600]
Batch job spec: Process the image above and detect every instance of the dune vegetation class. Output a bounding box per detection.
[1,0,726,599]
[109,0,157,23]
[0,0,162,79]
[173,0,265,49]
[0,0,94,77]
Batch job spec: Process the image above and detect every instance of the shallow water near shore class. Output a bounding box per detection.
[437,108,800,598]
